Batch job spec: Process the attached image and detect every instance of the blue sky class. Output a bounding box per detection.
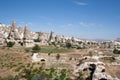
[0,0,120,39]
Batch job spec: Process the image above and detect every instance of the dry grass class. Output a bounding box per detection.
[0,47,119,79]
[105,65,120,79]
[0,48,31,78]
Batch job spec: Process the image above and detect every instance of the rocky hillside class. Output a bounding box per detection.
[0,21,120,49]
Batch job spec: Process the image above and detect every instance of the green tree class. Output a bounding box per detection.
[118,51,120,54]
[113,48,120,54]
[34,38,41,42]
[32,44,41,53]
[66,43,72,49]
[113,48,118,54]
[7,41,14,48]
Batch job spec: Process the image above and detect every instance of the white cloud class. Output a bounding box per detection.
[79,22,96,27]
[74,1,88,6]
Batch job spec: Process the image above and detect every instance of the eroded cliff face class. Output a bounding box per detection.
[8,21,21,40]
[0,24,10,39]
[0,21,36,47]
[0,21,120,49]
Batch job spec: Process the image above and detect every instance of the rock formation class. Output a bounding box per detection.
[0,21,120,48]
[38,32,49,45]
[18,27,24,39]
[23,24,34,47]
[23,24,30,40]
[8,21,20,40]
[49,31,55,42]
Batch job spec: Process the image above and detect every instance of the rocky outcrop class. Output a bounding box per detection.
[74,61,114,80]
[23,24,34,47]
[0,21,120,48]
[49,31,55,42]
[23,24,31,40]
[18,27,24,39]
[38,32,49,44]
[8,21,20,40]
[32,53,46,62]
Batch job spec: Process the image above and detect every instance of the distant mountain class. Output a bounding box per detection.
[116,38,120,42]
[83,39,111,42]
[93,39,111,42]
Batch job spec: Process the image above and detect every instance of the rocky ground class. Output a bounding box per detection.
[0,47,120,80]
[31,48,120,80]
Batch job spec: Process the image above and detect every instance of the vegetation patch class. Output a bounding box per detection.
[25,45,70,53]
[113,48,120,54]
[40,46,69,53]
[100,57,116,63]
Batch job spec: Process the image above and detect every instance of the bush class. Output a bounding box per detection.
[66,43,72,49]
[25,48,31,52]
[77,46,83,49]
[34,38,41,42]
[113,48,120,54]
[56,53,60,60]
[32,44,41,53]
[7,41,15,48]
[15,63,72,80]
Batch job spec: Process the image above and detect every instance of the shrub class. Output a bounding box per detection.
[15,64,72,80]
[25,48,30,52]
[77,46,83,49]
[34,38,41,42]
[32,44,41,53]
[113,48,120,54]
[7,41,15,48]
[56,53,60,60]
[66,43,72,49]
